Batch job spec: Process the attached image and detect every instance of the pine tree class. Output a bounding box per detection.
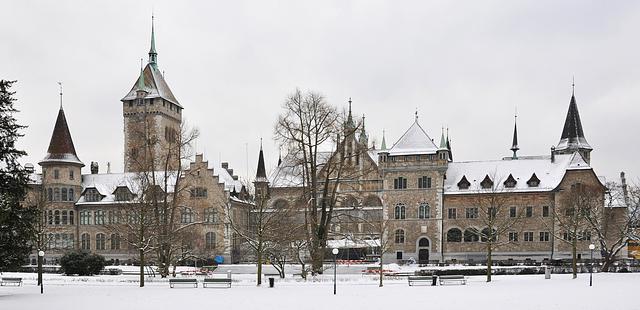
[0,80,37,271]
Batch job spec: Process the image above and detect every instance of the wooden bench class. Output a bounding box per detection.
[203,278,231,288]
[169,278,198,288]
[439,275,466,285]
[407,275,434,286]
[0,277,23,286]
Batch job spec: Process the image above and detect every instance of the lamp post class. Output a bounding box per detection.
[332,248,339,295]
[37,250,45,294]
[588,244,595,287]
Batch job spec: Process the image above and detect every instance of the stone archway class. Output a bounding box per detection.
[417,237,430,264]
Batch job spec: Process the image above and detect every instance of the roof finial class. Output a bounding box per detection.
[415,109,418,122]
[571,76,575,96]
[149,14,158,68]
[511,109,519,159]
[57,82,63,109]
[260,137,263,150]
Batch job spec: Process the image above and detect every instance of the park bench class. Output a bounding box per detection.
[203,278,231,288]
[0,277,23,286]
[407,275,435,286]
[169,278,198,288]
[438,275,466,285]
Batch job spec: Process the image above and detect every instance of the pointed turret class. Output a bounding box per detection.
[439,127,447,149]
[149,15,158,68]
[511,115,519,159]
[381,130,387,150]
[359,115,369,147]
[255,143,268,183]
[554,85,592,163]
[345,97,355,131]
[446,128,453,161]
[40,107,84,167]
[254,141,269,200]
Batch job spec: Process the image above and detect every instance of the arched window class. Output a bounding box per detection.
[54,210,60,225]
[205,232,216,249]
[464,228,479,242]
[418,203,430,219]
[111,234,120,250]
[394,203,406,219]
[481,228,497,242]
[68,188,74,201]
[47,210,53,225]
[96,233,106,250]
[61,210,68,225]
[447,228,462,242]
[69,210,74,225]
[181,208,193,224]
[81,233,91,250]
[61,188,68,201]
[418,237,430,247]
[54,188,60,201]
[394,229,405,244]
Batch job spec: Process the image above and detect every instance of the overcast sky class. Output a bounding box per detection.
[2,0,639,184]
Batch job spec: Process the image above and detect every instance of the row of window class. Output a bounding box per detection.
[446,206,550,219]
[76,232,216,251]
[393,176,432,190]
[457,173,541,190]
[393,203,431,219]
[180,208,218,224]
[44,168,75,181]
[46,187,75,202]
[45,210,75,226]
[47,233,74,249]
[80,233,122,250]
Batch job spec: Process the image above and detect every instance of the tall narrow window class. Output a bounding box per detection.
[542,206,550,217]
[526,206,533,218]
[81,233,91,250]
[54,188,60,201]
[54,169,59,179]
[448,208,457,219]
[394,203,406,220]
[393,177,407,189]
[61,210,68,225]
[509,206,517,218]
[394,229,405,244]
[61,188,68,201]
[181,208,194,224]
[54,210,60,225]
[69,210,74,225]
[418,203,430,219]
[205,232,216,249]
[47,188,53,201]
[68,188,74,201]
[418,176,432,189]
[96,233,106,250]
[69,170,74,180]
[111,234,121,250]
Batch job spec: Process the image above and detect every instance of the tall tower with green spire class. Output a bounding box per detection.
[121,15,183,172]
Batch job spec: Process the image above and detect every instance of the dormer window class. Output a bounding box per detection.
[114,187,132,201]
[85,188,102,202]
[480,175,493,189]
[457,175,470,190]
[527,173,540,187]
[503,174,517,188]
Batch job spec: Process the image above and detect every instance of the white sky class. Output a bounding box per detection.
[2,0,639,184]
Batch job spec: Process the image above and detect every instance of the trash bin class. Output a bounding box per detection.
[431,275,438,286]
[544,266,551,279]
[268,277,275,288]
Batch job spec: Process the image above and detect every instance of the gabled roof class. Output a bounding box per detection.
[444,152,592,194]
[556,93,591,151]
[121,63,181,107]
[387,119,439,156]
[39,107,84,166]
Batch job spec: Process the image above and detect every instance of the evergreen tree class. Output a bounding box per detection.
[0,80,36,271]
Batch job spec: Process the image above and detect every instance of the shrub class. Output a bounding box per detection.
[60,250,106,276]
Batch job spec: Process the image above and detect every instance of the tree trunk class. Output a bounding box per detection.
[486,242,492,283]
[601,254,613,272]
[310,241,325,274]
[139,249,145,287]
[379,255,384,287]
[257,247,263,286]
[571,239,577,279]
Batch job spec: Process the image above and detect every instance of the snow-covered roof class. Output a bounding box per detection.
[121,63,181,107]
[444,152,592,194]
[386,119,439,156]
[269,152,333,188]
[216,163,244,193]
[77,171,177,205]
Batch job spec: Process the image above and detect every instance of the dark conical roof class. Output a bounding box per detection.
[39,107,84,166]
[255,145,268,183]
[556,93,592,151]
[511,117,519,158]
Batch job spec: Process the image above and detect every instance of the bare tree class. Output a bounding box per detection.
[461,174,524,282]
[584,179,637,271]
[552,183,602,279]
[274,88,373,274]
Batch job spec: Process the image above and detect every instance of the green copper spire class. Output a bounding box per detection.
[439,127,447,149]
[149,15,158,68]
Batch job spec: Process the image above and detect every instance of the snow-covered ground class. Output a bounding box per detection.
[0,269,636,310]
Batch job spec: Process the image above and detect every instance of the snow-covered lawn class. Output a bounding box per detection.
[0,271,636,310]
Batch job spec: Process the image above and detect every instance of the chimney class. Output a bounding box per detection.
[232,175,239,181]
[621,171,629,205]
[107,162,111,174]
[221,162,229,169]
[91,161,99,174]
[24,163,34,173]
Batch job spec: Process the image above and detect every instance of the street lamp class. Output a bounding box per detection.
[332,248,339,295]
[37,250,45,294]
[588,244,595,287]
